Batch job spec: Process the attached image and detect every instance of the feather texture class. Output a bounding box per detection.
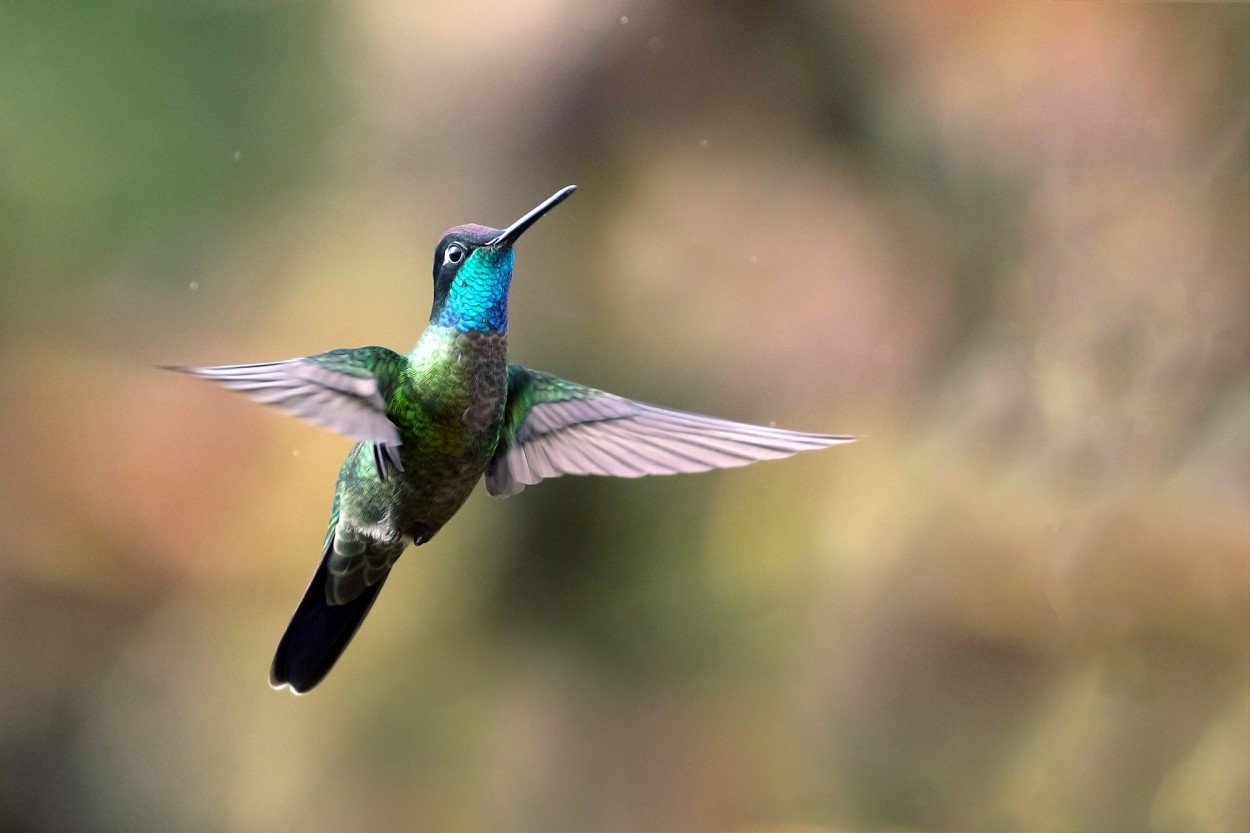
[166,349,404,476]
[487,366,854,495]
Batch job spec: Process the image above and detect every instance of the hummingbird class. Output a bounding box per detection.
[170,185,853,694]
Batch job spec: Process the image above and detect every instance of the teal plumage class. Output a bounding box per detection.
[170,186,854,693]
[436,247,514,332]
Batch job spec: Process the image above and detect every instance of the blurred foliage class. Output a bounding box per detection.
[0,0,345,300]
[0,2,1247,832]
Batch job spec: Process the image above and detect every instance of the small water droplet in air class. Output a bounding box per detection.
[768,421,777,428]
[232,151,242,162]
[646,36,664,54]
[749,255,758,265]
[699,139,709,149]
[293,449,301,457]
[189,281,199,291]
[620,15,628,25]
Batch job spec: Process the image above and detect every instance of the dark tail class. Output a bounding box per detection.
[269,551,389,694]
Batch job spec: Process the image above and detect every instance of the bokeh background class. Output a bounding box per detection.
[1,2,1247,831]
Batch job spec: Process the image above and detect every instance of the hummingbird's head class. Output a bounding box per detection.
[429,185,576,334]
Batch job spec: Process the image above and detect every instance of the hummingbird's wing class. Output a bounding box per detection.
[167,347,405,480]
[270,491,406,694]
[486,365,854,496]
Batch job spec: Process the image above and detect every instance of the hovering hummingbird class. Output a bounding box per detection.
[171,185,853,694]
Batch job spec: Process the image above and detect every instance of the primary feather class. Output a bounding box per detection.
[168,348,405,477]
[486,365,854,495]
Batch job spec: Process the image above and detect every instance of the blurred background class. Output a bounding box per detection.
[1,2,1247,831]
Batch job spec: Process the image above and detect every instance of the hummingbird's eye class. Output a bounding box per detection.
[444,244,466,266]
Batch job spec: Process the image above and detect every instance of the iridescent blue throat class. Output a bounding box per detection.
[436,248,514,334]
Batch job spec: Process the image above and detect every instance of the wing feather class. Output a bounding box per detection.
[487,365,854,495]
[167,350,404,480]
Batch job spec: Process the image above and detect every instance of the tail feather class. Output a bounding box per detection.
[269,551,389,694]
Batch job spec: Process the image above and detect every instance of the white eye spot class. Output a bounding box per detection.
[444,244,466,266]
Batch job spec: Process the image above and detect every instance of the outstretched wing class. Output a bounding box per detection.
[486,365,854,496]
[167,347,404,479]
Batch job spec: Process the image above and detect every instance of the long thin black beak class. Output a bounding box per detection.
[488,185,577,248]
